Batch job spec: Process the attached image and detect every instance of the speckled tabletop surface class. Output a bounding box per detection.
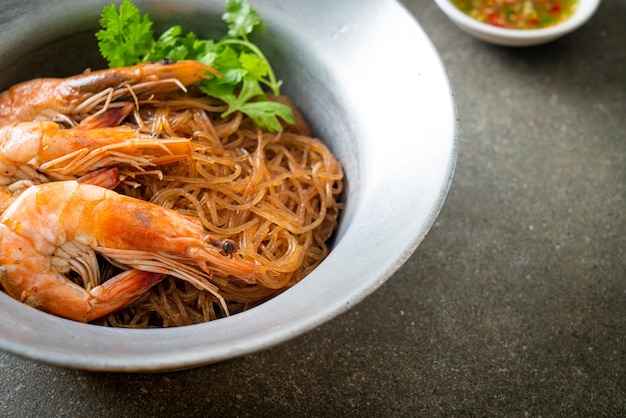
[1,0,624,416]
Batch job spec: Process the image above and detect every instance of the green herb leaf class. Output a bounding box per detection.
[149,25,185,61]
[240,52,269,80]
[96,0,294,132]
[239,100,295,133]
[218,76,265,116]
[223,0,262,40]
[96,0,155,67]
[182,34,219,66]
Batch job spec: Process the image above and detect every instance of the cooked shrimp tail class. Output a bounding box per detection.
[86,270,166,321]
[0,265,165,322]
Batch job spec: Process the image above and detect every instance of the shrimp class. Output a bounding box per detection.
[0,120,199,185]
[0,179,261,322]
[0,60,219,127]
[0,166,121,215]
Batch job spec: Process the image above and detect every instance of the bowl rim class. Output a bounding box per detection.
[0,0,459,372]
[433,0,601,42]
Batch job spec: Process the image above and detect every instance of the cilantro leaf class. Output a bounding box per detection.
[212,45,247,85]
[96,0,294,132]
[201,77,294,132]
[215,75,265,117]
[240,52,269,80]
[239,101,295,133]
[96,0,154,67]
[223,0,262,40]
[148,25,185,61]
[181,34,219,66]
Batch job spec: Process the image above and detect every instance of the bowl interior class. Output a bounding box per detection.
[0,0,457,371]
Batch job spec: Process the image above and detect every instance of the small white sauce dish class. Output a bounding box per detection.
[433,0,601,46]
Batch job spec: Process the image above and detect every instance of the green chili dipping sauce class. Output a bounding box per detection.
[451,0,578,29]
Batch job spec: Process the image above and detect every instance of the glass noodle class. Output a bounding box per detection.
[74,82,343,328]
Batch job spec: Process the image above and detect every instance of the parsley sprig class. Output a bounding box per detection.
[96,0,293,132]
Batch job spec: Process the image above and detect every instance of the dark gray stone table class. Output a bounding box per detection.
[1,0,624,416]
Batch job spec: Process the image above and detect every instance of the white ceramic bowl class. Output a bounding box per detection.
[0,0,457,372]
[434,0,601,46]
